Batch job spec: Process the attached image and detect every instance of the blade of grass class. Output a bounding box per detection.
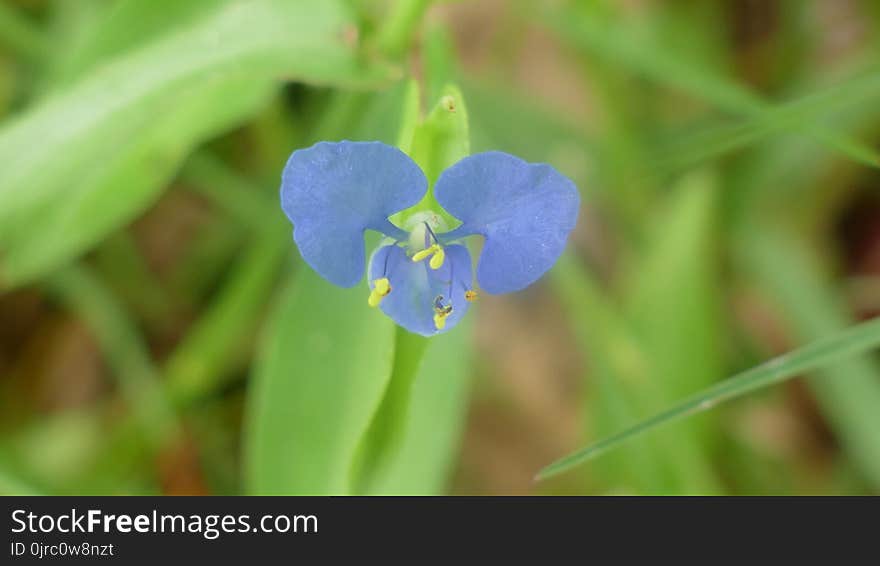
[537,315,880,481]
[642,69,880,178]
[536,3,880,168]
[552,253,680,492]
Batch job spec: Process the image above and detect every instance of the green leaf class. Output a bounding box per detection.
[2,75,274,287]
[410,83,471,184]
[349,328,428,493]
[0,0,391,287]
[368,320,474,494]
[537,315,880,481]
[403,83,470,227]
[48,0,225,86]
[244,268,396,494]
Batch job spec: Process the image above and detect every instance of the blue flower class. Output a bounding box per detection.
[280,140,579,336]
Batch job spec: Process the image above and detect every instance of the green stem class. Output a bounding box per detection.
[349,329,429,493]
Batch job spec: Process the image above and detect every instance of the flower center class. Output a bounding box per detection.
[405,213,448,270]
[367,211,478,332]
[405,211,446,248]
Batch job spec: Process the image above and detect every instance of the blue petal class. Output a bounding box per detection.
[369,244,473,336]
[281,141,428,287]
[435,151,579,294]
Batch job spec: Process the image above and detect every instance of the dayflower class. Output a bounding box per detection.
[280,141,579,336]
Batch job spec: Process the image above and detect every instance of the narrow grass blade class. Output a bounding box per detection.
[643,70,880,177]
[537,315,880,481]
[539,4,880,168]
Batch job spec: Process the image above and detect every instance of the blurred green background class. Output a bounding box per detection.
[1,0,879,495]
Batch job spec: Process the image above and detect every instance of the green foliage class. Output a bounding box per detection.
[739,228,880,490]
[244,268,397,494]
[539,316,880,482]
[2,0,880,496]
[0,0,389,286]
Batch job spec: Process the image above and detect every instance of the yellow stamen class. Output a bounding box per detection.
[465,290,478,302]
[412,244,446,270]
[373,277,391,296]
[411,244,439,262]
[432,297,453,330]
[429,247,445,270]
[367,278,391,308]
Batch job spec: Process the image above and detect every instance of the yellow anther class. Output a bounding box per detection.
[368,292,382,308]
[429,247,445,270]
[373,277,391,296]
[432,297,453,330]
[411,244,439,263]
[433,312,448,330]
[465,290,479,302]
[368,278,391,308]
[412,244,445,270]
